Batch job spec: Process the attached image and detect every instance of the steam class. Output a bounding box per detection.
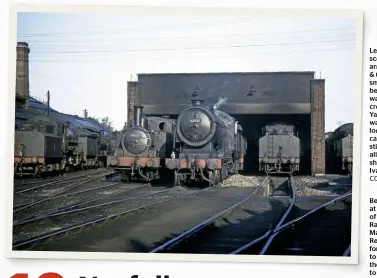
[213,96,228,110]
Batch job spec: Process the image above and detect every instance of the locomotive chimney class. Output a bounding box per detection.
[133,105,143,127]
[127,81,139,123]
[191,99,203,106]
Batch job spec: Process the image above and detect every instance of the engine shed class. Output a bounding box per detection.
[127,72,325,176]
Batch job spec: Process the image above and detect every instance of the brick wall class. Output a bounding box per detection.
[310,79,325,176]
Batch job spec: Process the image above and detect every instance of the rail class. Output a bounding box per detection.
[343,244,351,256]
[13,183,150,226]
[150,176,269,253]
[12,185,213,250]
[231,175,295,254]
[14,169,110,189]
[13,172,110,213]
[232,189,351,255]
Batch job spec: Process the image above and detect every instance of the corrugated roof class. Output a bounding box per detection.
[15,96,110,135]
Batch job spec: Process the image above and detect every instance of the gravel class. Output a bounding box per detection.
[293,177,339,196]
[219,174,262,187]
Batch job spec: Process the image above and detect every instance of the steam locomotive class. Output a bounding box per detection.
[258,123,300,174]
[14,115,110,177]
[108,106,176,182]
[165,99,247,187]
[325,123,353,174]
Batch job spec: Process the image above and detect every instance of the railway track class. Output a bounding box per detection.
[14,170,110,196]
[13,169,112,189]
[150,175,285,254]
[13,171,111,213]
[13,182,150,225]
[12,184,210,250]
[234,190,352,256]
[150,175,352,256]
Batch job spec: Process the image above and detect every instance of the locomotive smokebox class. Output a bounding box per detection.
[133,105,144,127]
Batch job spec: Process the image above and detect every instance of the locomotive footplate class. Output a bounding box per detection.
[14,156,45,164]
[261,162,298,175]
[165,158,222,170]
[110,157,161,168]
[14,156,66,177]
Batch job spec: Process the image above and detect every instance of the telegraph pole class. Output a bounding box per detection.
[46,90,50,116]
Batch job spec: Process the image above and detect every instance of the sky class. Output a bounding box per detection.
[16,11,357,131]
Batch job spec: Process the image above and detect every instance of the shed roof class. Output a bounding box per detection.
[15,96,110,135]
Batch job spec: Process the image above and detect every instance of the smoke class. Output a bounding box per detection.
[213,96,228,110]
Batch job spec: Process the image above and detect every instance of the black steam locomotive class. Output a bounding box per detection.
[258,123,300,174]
[14,115,110,177]
[325,123,353,174]
[108,106,175,182]
[165,99,247,187]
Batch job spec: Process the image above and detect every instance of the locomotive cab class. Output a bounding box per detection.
[14,115,65,177]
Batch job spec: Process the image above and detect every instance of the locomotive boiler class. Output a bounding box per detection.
[165,99,247,187]
[108,105,175,182]
[258,123,300,174]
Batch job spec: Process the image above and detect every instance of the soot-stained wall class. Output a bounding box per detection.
[137,72,315,115]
